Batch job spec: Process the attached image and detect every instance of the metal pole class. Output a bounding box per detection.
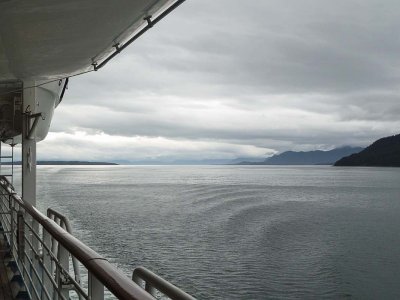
[11,143,14,185]
[88,272,104,300]
[58,241,70,299]
[22,80,39,296]
[22,80,37,206]
[42,229,53,299]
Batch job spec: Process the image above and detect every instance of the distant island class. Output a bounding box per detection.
[4,161,118,165]
[334,134,400,167]
[238,146,363,165]
[38,161,118,165]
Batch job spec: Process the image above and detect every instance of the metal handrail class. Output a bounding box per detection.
[0,176,154,300]
[133,266,196,300]
[47,208,82,296]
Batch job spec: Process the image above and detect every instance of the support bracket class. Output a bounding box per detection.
[24,112,44,140]
[144,15,153,28]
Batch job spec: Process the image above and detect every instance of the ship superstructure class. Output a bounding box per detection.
[0,1,194,299]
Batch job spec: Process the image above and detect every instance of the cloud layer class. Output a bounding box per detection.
[43,0,400,161]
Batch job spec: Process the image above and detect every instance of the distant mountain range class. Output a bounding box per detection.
[113,159,233,165]
[335,134,400,167]
[7,137,397,167]
[238,146,363,165]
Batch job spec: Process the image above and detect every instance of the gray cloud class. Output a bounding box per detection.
[47,0,400,161]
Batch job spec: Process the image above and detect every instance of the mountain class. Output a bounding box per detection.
[172,159,233,165]
[239,146,363,165]
[229,157,266,164]
[334,134,400,167]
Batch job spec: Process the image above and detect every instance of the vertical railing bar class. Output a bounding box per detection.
[19,253,39,300]
[57,239,70,299]
[39,260,59,297]
[144,282,157,296]
[38,250,72,300]
[23,220,86,297]
[22,252,69,300]
[11,143,13,186]
[53,265,69,300]
[23,232,62,291]
[42,227,53,300]
[9,195,14,256]
[132,267,196,300]
[24,245,38,294]
[48,209,82,289]
[22,220,68,300]
[88,271,105,300]
[24,219,43,257]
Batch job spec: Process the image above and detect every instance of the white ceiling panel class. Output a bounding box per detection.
[0,0,176,80]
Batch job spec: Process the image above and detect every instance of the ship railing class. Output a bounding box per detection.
[132,267,195,300]
[0,176,195,300]
[46,208,82,299]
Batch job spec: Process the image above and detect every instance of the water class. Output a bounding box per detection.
[16,165,400,299]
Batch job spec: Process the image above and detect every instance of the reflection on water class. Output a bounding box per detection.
[13,165,400,299]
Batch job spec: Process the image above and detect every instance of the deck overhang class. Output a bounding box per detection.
[0,0,175,81]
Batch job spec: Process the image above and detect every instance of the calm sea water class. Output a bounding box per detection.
[14,165,400,299]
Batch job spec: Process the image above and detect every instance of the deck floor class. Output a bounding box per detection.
[0,235,12,300]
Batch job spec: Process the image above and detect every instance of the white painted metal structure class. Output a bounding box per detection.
[0,0,194,299]
[0,0,174,80]
[0,0,182,143]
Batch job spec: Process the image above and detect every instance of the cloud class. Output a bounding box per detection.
[45,0,400,161]
[37,131,273,161]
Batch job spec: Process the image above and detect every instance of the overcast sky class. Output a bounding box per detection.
[38,0,400,162]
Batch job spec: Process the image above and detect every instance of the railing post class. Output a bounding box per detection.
[30,218,42,300]
[22,80,37,208]
[57,242,70,299]
[17,211,25,258]
[88,272,104,300]
[145,282,157,296]
[42,228,53,299]
[9,195,14,257]
[132,267,196,300]
[132,273,141,285]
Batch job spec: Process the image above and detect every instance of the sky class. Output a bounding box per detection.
[37,0,400,162]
